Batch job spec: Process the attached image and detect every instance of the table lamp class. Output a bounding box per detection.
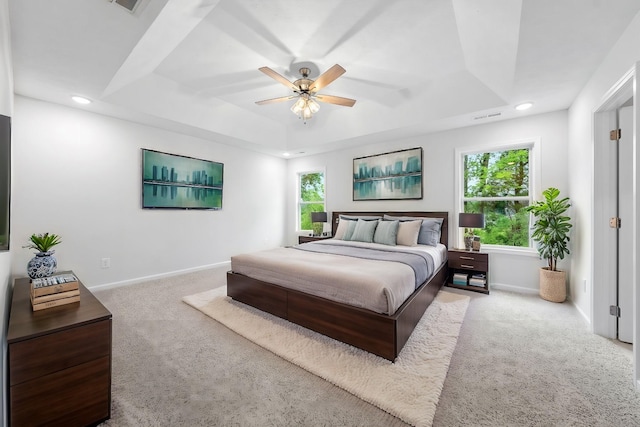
[459,213,485,251]
[311,211,328,236]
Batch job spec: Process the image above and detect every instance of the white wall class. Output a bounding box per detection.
[11,96,287,288]
[569,11,640,321]
[287,110,568,293]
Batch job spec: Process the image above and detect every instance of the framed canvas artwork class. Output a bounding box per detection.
[142,149,223,210]
[353,147,423,201]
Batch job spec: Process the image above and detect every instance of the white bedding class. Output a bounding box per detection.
[230,240,447,315]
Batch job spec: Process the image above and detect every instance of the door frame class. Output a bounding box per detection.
[592,63,639,388]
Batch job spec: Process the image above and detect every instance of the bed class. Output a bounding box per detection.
[226,211,449,361]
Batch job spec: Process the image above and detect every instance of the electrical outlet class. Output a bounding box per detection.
[101,258,111,269]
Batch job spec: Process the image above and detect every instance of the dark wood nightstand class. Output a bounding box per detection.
[447,249,489,294]
[298,235,332,244]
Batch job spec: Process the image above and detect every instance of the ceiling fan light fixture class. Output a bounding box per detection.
[290,96,320,122]
[256,64,355,123]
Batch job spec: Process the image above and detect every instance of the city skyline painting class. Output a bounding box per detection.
[142,149,223,209]
[353,147,423,201]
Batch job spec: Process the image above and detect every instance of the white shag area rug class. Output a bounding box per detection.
[183,286,469,427]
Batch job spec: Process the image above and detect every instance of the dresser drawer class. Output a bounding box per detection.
[10,356,111,427]
[9,319,111,386]
[449,252,488,271]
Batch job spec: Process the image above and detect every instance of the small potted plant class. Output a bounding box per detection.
[24,233,62,279]
[524,188,572,302]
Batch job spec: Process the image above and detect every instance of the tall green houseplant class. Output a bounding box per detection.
[525,187,572,271]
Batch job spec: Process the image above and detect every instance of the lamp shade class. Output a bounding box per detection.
[311,212,328,223]
[459,213,485,228]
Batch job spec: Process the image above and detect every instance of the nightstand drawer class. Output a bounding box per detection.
[298,235,332,244]
[449,252,488,271]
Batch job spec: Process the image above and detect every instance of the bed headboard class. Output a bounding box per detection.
[331,211,449,248]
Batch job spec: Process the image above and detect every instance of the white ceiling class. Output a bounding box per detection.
[8,0,640,157]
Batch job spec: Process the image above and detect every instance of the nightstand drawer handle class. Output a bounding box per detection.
[460,256,475,260]
[461,264,475,269]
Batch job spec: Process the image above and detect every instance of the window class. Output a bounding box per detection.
[298,171,325,231]
[458,140,538,249]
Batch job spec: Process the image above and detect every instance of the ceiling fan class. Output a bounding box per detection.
[255,64,356,122]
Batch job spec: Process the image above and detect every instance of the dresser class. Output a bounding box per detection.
[7,273,112,427]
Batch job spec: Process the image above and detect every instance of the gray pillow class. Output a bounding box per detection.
[383,215,444,246]
[417,218,444,246]
[348,219,379,243]
[373,219,399,245]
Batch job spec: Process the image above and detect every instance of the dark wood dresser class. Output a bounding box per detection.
[7,273,112,427]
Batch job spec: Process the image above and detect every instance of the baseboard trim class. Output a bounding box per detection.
[490,282,539,295]
[571,300,590,325]
[89,261,231,291]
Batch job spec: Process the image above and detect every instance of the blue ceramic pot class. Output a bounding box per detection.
[27,251,57,279]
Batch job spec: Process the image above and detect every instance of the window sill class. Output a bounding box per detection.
[479,245,540,258]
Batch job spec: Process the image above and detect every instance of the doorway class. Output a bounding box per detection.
[617,104,633,344]
[592,64,639,388]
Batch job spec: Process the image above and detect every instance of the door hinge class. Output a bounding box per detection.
[610,129,621,140]
[609,217,621,228]
[610,305,621,317]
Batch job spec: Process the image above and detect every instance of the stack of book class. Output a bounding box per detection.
[469,273,487,288]
[452,272,468,286]
[30,273,80,311]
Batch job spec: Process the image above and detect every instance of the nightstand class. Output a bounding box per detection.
[298,235,332,244]
[447,249,489,294]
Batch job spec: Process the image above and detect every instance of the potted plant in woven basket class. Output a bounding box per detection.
[525,188,572,302]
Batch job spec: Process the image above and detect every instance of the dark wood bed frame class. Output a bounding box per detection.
[226,211,449,361]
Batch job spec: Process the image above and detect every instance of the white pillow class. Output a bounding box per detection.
[396,220,422,246]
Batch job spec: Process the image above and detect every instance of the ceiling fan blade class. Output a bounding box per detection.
[309,64,346,92]
[258,67,298,91]
[315,94,356,107]
[255,95,295,105]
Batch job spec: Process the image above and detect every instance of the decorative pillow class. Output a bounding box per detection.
[342,219,359,241]
[334,215,381,239]
[348,219,379,243]
[334,219,350,239]
[417,218,444,246]
[396,220,422,246]
[373,219,399,245]
[384,215,444,246]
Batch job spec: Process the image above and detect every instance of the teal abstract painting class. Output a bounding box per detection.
[142,149,223,209]
[353,147,423,200]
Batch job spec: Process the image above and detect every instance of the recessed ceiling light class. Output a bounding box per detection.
[515,102,533,111]
[71,96,91,105]
[282,152,290,157]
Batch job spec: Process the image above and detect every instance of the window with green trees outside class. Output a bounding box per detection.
[463,147,531,248]
[298,171,325,231]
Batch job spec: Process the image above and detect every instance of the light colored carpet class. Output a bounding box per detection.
[183,286,470,427]
[93,267,640,426]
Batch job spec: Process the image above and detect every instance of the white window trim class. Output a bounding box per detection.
[297,168,326,232]
[454,138,541,255]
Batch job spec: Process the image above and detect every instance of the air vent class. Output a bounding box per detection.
[114,0,140,12]
[473,112,502,121]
